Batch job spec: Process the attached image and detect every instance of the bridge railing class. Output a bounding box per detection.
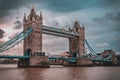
[43,25,80,36]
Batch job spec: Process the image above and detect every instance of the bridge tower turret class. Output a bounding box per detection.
[69,21,85,57]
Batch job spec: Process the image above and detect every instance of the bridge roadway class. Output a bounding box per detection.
[0,55,29,59]
[42,25,80,38]
[0,55,77,62]
[0,55,113,63]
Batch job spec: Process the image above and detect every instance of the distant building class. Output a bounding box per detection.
[116,55,120,64]
[102,50,117,64]
[102,50,116,57]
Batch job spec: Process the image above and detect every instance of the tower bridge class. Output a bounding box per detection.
[0,6,114,67]
[21,6,86,67]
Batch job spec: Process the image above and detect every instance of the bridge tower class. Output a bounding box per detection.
[69,21,85,57]
[23,6,42,54]
[68,21,93,66]
[18,6,49,67]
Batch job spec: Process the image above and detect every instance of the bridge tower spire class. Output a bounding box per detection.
[40,11,42,18]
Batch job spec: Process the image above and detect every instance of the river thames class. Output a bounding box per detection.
[0,64,120,80]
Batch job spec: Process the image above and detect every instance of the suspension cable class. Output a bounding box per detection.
[0,28,32,52]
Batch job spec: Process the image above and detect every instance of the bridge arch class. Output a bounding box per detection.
[24,48,32,56]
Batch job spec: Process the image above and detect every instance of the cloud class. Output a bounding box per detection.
[0,0,111,23]
[93,12,120,36]
[38,0,119,13]
[92,12,120,53]
[0,28,5,39]
[0,0,24,23]
[115,13,120,22]
[96,43,110,47]
[14,20,22,29]
[0,0,39,23]
[93,12,120,23]
[104,0,120,8]
[42,34,69,54]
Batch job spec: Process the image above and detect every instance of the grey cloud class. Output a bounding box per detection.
[0,0,106,22]
[92,12,120,53]
[0,0,119,19]
[115,13,120,22]
[93,13,113,23]
[14,20,22,29]
[93,12,120,32]
[0,0,45,17]
[104,0,120,7]
[0,0,26,19]
[0,0,40,23]
[37,0,120,13]
[43,35,69,54]
[0,28,5,39]
[0,0,119,23]
[37,0,104,13]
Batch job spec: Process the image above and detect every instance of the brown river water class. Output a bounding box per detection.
[0,64,120,80]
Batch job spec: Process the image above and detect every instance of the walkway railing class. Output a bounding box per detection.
[43,25,80,37]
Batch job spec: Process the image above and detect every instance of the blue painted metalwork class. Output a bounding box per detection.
[0,32,23,49]
[0,31,24,48]
[0,32,21,49]
[85,39,98,57]
[0,55,29,59]
[0,47,31,59]
[0,28,32,52]
[85,39,113,62]
[91,54,113,62]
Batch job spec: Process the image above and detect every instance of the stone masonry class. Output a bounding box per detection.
[69,21,85,57]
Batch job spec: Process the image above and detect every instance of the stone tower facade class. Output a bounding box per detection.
[18,6,49,67]
[23,6,42,55]
[69,21,85,57]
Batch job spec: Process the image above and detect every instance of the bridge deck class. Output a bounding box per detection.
[42,25,80,38]
[0,55,77,63]
[0,55,29,59]
[91,59,112,62]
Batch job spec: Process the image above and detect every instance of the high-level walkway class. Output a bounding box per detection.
[43,25,79,38]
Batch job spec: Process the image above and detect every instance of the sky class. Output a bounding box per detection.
[0,0,120,55]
